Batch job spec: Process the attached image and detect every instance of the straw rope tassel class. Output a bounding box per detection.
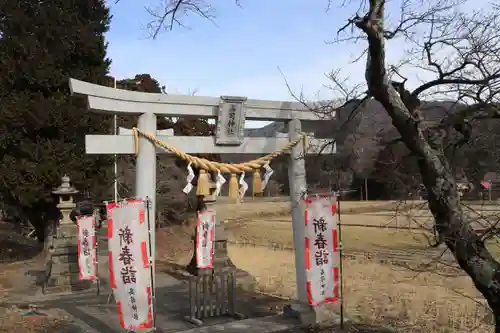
[131,127,306,174]
[131,127,307,201]
[252,169,262,195]
[196,170,210,196]
[228,173,239,199]
[133,128,140,153]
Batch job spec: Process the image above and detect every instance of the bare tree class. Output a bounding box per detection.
[333,0,500,328]
[139,0,500,327]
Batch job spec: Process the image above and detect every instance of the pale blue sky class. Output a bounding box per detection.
[104,0,485,128]
[106,1,366,102]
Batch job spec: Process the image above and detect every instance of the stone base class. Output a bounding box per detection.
[44,281,92,295]
[314,303,347,324]
[56,222,77,239]
[50,261,80,275]
[50,247,78,258]
[44,273,93,294]
[283,302,317,325]
[45,247,93,294]
[283,302,350,326]
[178,315,299,333]
[234,269,256,292]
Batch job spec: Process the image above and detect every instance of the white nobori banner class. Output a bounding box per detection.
[304,194,340,307]
[196,209,216,269]
[77,215,97,280]
[107,200,153,330]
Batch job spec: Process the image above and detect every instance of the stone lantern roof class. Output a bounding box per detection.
[52,175,79,196]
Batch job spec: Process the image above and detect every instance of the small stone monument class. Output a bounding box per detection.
[45,175,90,293]
[184,179,250,324]
[187,179,234,275]
[186,178,254,289]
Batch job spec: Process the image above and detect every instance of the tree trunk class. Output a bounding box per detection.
[354,1,500,329]
[418,157,500,320]
[371,79,500,330]
[495,310,500,333]
[372,79,500,328]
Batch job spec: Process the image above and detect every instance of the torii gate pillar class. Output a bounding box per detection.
[69,78,336,326]
[136,112,157,254]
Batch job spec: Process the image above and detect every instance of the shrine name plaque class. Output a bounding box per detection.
[215,96,247,146]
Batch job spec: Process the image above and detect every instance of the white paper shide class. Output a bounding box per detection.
[108,201,152,330]
[77,215,97,280]
[196,209,216,268]
[304,195,340,306]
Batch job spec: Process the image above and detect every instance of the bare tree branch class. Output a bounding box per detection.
[144,0,216,38]
[336,0,500,325]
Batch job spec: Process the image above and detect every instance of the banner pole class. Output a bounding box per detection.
[145,197,157,331]
[94,211,100,296]
[336,193,345,329]
[104,201,115,304]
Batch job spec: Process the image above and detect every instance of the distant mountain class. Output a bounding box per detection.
[221,98,500,197]
[242,99,457,146]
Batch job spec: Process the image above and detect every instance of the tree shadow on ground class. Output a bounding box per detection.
[233,288,289,317]
[281,322,399,333]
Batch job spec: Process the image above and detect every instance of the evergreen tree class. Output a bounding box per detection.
[0,0,114,240]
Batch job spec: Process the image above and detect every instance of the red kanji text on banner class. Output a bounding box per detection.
[481,181,491,190]
[196,209,216,269]
[106,201,117,239]
[107,200,153,330]
[304,195,340,306]
[77,215,97,280]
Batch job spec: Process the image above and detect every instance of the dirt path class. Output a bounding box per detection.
[0,222,82,332]
[0,222,44,293]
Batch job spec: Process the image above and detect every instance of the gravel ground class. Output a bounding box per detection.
[279,322,397,333]
[0,304,76,333]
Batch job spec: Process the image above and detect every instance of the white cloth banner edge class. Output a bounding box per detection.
[304,195,340,307]
[77,215,97,280]
[107,200,153,330]
[196,209,216,269]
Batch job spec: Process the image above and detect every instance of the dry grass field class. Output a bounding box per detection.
[157,198,500,332]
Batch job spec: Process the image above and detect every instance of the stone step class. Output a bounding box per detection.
[51,257,78,266]
[52,237,78,247]
[45,274,93,291]
[50,262,80,275]
[43,283,93,295]
[55,225,77,239]
[50,246,77,256]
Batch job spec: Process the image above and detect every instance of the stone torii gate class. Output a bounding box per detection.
[69,78,336,322]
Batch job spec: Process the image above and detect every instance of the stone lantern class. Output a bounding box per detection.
[53,175,78,229]
[45,175,89,293]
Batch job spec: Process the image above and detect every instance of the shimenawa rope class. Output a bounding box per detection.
[131,127,307,198]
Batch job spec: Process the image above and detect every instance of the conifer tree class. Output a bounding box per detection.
[0,0,114,240]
